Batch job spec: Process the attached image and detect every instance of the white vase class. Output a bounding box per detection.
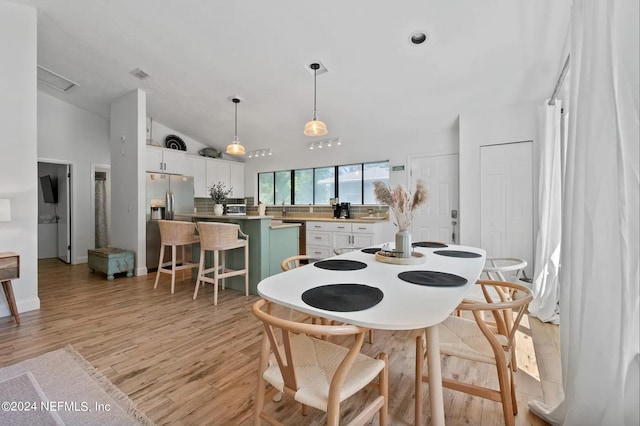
[395,229,412,258]
[213,204,224,216]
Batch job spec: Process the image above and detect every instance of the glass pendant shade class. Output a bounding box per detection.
[226,97,245,155]
[304,117,328,136]
[226,138,246,155]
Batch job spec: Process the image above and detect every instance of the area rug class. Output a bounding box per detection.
[0,345,154,426]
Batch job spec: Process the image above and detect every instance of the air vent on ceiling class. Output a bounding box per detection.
[130,68,150,80]
[37,65,79,92]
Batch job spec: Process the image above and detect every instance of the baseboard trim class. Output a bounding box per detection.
[0,297,41,317]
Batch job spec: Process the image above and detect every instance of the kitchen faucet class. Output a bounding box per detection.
[282,200,287,217]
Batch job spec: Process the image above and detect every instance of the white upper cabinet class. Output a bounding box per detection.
[184,155,207,197]
[204,158,245,199]
[205,159,230,189]
[145,146,185,175]
[228,162,245,199]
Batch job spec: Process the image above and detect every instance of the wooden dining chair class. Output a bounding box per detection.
[280,254,314,271]
[252,299,388,426]
[415,280,533,426]
[462,257,529,371]
[154,220,200,294]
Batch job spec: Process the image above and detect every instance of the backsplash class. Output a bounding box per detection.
[194,197,388,217]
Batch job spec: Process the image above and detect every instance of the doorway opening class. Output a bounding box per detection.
[37,161,72,263]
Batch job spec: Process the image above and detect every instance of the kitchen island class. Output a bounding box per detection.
[175,214,300,295]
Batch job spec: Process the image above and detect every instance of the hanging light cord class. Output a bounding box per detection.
[313,67,318,119]
[234,99,239,140]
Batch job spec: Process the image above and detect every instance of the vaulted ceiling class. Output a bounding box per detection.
[16,0,570,157]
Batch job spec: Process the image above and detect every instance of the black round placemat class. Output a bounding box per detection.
[398,271,468,287]
[314,259,368,271]
[361,247,382,254]
[433,250,481,258]
[412,241,449,248]
[302,284,384,312]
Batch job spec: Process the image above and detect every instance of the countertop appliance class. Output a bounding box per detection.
[337,202,351,219]
[225,204,247,215]
[331,198,340,218]
[146,173,195,270]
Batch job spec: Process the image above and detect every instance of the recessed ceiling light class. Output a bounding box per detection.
[409,31,429,45]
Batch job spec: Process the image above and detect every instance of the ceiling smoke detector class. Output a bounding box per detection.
[409,31,429,45]
[130,68,150,80]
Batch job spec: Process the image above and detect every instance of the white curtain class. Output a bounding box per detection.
[530,101,562,323]
[529,0,639,424]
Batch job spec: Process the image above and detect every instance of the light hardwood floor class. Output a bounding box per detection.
[0,259,561,425]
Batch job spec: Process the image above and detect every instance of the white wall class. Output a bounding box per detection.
[459,101,541,247]
[243,127,459,203]
[148,119,209,155]
[0,1,39,316]
[110,90,146,276]
[38,91,111,264]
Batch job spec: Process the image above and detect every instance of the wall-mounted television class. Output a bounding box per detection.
[40,175,57,204]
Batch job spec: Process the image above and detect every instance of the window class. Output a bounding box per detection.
[363,161,390,204]
[258,173,274,205]
[294,169,313,205]
[258,160,388,205]
[338,164,363,204]
[314,166,335,205]
[275,171,291,205]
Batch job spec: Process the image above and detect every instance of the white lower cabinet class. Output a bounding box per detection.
[306,221,382,259]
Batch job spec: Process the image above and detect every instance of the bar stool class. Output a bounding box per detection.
[154,220,200,294]
[194,222,249,305]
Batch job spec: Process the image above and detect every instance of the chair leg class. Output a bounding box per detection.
[213,250,219,305]
[170,245,177,294]
[496,358,515,426]
[244,243,249,296]
[510,368,518,415]
[154,245,165,289]
[415,334,424,426]
[181,245,186,282]
[368,329,374,344]
[254,334,270,426]
[193,248,206,300]
[379,352,389,426]
[221,250,226,290]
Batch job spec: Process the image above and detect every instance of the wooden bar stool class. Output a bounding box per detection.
[194,222,248,305]
[154,220,200,294]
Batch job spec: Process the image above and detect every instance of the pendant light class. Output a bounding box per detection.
[304,63,328,136]
[226,97,246,155]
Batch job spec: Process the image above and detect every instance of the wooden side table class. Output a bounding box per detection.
[0,252,20,324]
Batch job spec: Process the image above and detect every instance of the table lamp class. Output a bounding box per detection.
[0,199,11,222]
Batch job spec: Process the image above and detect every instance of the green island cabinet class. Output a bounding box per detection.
[176,214,299,295]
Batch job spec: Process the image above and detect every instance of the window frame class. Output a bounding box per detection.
[257,160,389,206]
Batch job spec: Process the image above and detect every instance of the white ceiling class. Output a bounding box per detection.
[15,0,570,157]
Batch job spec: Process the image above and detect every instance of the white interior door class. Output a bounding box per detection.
[410,154,459,244]
[480,141,533,275]
[57,164,71,263]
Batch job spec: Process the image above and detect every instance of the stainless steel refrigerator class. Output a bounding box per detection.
[146,173,195,270]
